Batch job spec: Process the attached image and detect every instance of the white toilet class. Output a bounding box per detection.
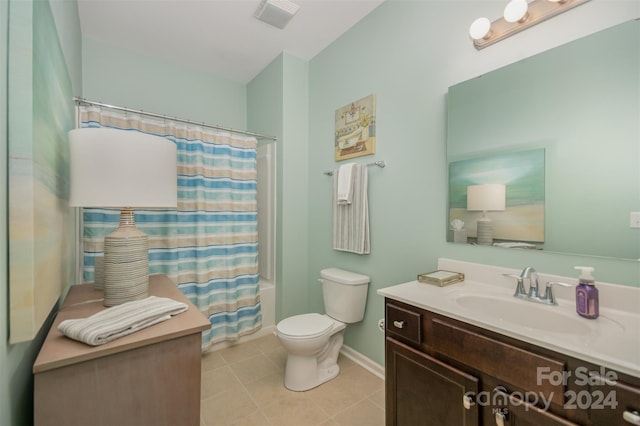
[276,268,370,391]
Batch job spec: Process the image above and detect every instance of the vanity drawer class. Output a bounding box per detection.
[432,317,566,406]
[386,303,422,345]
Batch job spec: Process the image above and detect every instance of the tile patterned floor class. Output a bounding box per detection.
[200,334,385,426]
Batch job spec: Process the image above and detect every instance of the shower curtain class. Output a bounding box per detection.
[77,106,261,350]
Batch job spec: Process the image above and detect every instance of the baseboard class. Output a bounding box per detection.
[340,344,385,380]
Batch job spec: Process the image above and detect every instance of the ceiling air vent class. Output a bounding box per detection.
[254,0,300,29]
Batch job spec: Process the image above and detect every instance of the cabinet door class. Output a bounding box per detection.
[492,388,578,426]
[588,372,640,426]
[386,337,479,426]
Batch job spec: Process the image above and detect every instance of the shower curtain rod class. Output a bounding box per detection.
[74,97,278,141]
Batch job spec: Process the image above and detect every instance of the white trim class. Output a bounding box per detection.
[340,344,385,380]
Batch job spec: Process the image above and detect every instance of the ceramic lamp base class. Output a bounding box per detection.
[476,219,493,246]
[103,208,149,307]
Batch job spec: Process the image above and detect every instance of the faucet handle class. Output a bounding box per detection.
[502,273,521,279]
[543,281,571,305]
[503,273,527,298]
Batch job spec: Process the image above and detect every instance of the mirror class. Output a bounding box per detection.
[446,19,639,261]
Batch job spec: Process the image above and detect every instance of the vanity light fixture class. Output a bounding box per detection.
[503,0,529,23]
[469,17,492,41]
[469,0,591,50]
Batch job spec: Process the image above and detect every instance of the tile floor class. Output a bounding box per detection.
[200,334,385,426]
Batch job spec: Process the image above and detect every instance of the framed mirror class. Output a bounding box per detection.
[446,19,639,261]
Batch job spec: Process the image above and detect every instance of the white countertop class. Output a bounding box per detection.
[377,259,640,378]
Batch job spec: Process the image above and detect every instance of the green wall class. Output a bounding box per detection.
[82,36,247,129]
[248,55,286,318]
[306,1,639,365]
[49,0,82,95]
[248,53,310,322]
[280,54,310,320]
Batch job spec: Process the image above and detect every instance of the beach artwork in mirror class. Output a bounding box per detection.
[449,149,545,246]
[446,19,639,260]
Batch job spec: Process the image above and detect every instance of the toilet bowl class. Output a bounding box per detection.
[276,268,370,391]
[276,313,346,391]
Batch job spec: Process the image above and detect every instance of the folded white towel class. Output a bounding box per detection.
[58,296,188,346]
[337,163,355,204]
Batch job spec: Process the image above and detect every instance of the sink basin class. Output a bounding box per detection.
[455,294,593,334]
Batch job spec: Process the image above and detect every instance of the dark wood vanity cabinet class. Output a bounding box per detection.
[588,374,640,426]
[492,387,580,426]
[384,299,640,426]
[386,337,479,425]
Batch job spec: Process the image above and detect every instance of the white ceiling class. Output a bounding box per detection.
[77,0,385,83]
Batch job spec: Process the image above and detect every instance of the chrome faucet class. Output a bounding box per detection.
[502,266,538,299]
[522,266,540,299]
[503,267,571,305]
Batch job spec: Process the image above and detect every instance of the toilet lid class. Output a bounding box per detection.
[277,313,334,338]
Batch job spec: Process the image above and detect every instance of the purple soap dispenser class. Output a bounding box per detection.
[574,266,599,319]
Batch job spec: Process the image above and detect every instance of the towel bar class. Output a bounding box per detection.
[324,160,386,176]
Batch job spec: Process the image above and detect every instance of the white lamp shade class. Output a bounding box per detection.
[69,128,177,208]
[467,184,506,212]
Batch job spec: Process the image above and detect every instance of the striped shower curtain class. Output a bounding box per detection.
[77,106,262,350]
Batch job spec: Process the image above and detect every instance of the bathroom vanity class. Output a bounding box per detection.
[378,260,640,426]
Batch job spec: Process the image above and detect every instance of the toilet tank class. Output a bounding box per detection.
[320,268,370,323]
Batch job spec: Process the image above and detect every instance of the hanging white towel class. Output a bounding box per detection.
[336,163,355,204]
[58,296,188,346]
[333,164,370,254]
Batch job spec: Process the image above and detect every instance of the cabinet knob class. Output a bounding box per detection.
[462,394,473,409]
[623,410,640,425]
[393,320,404,329]
[495,411,507,426]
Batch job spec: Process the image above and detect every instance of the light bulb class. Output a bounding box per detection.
[469,17,492,40]
[504,0,529,23]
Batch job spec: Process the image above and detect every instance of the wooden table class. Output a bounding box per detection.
[33,274,211,426]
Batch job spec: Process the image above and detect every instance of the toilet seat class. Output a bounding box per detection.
[277,313,335,339]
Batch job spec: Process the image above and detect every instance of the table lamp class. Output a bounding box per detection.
[69,128,177,306]
[467,183,506,246]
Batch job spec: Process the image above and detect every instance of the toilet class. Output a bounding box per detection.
[276,268,370,391]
